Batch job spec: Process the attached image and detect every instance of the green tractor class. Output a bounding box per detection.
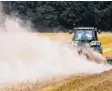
[69,27,112,64]
[69,27,102,54]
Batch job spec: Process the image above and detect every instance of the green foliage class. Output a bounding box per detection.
[1,1,112,32]
[108,59,112,64]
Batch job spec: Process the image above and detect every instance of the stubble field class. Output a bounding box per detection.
[40,33,112,56]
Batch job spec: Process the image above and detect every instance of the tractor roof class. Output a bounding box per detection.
[74,27,96,30]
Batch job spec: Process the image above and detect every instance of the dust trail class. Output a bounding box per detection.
[0,31,111,85]
[0,2,111,86]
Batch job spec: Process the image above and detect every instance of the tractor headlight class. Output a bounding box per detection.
[90,41,101,46]
[85,43,90,47]
[72,41,78,46]
[90,41,97,46]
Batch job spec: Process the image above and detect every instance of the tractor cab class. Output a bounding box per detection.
[69,26,112,65]
[69,27,103,54]
[72,27,100,42]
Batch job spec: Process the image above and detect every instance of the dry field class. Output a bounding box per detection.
[0,33,112,91]
[39,33,112,56]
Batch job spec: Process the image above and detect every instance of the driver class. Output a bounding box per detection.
[81,32,87,39]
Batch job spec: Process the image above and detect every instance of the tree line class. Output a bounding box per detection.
[1,1,112,32]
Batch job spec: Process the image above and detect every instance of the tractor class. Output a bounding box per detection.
[69,26,112,64]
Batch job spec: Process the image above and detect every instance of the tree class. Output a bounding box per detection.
[1,1,112,32]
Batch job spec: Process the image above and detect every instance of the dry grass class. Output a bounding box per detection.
[37,33,112,56]
[1,70,112,91]
[39,70,112,91]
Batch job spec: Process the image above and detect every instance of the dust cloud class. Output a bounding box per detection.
[0,2,111,85]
